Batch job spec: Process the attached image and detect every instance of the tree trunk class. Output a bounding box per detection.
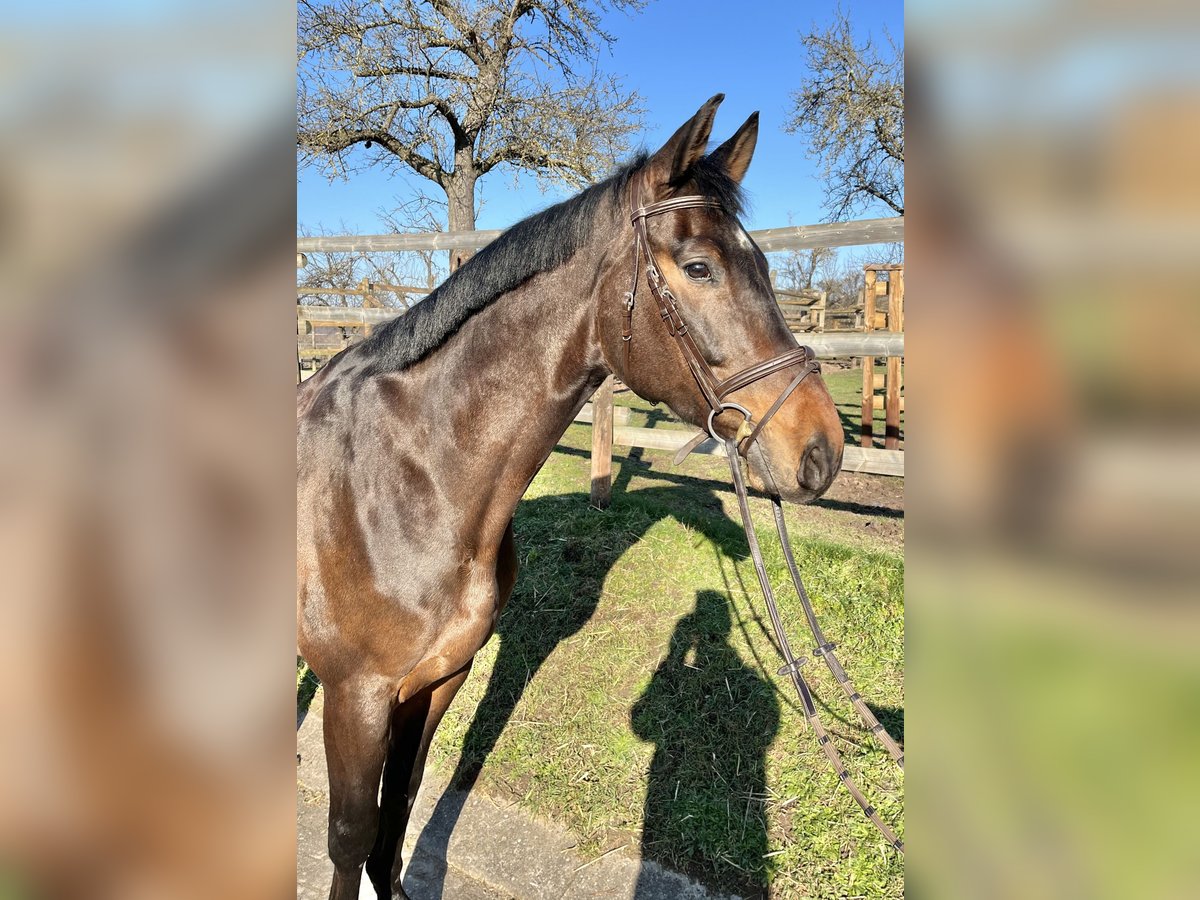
[446,158,478,273]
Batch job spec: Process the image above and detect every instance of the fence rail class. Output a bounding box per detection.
[296,216,903,255]
[298,305,403,326]
[611,425,904,477]
[297,305,904,359]
[298,284,429,300]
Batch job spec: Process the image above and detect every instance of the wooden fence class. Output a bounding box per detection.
[297,216,904,493]
[587,332,904,507]
[298,281,430,309]
[773,284,827,332]
[861,265,905,450]
[297,305,904,356]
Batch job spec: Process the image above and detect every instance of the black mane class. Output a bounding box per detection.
[359,152,746,374]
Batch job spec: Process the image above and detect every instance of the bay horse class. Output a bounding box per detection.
[297,95,844,900]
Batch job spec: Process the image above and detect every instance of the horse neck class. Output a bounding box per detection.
[417,221,623,521]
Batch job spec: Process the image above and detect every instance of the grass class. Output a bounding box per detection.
[298,387,904,899]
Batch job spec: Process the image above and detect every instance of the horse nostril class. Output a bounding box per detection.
[798,435,833,493]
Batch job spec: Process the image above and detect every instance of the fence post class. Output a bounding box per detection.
[885,268,904,449]
[861,269,877,448]
[361,278,375,337]
[297,254,307,383]
[590,376,614,509]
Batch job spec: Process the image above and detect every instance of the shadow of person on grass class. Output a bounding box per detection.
[630,590,780,898]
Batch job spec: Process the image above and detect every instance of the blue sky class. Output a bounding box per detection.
[297,1,903,235]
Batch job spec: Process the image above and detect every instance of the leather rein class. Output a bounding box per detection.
[623,179,905,852]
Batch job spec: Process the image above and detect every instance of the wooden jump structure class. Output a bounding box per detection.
[860,265,905,451]
[773,282,827,333]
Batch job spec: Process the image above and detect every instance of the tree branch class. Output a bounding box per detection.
[786,9,903,220]
[299,0,645,220]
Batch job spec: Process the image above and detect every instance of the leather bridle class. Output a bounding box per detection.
[625,180,823,460]
[623,177,906,852]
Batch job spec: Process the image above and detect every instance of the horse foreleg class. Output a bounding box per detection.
[366,663,473,899]
[321,677,394,900]
[364,523,515,897]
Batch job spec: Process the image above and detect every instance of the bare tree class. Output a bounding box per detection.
[374,194,449,290]
[785,9,903,220]
[298,226,415,310]
[815,243,904,315]
[297,224,363,306]
[298,0,646,267]
[817,255,863,311]
[775,246,834,292]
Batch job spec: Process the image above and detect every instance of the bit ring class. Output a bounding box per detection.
[707,402,752,442]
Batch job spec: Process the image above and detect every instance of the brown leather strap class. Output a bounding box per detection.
[631,194,724,222]
[625,179,904,851]
[667,353,820,467]
[671,430,712,467]
[724,439,904,852]
[712,346,815,399]
[621,235,640,370]
[771,500,905,768]
[630,180,726,411]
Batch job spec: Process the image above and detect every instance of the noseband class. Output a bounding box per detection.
[620,178,906,852]
[624,179,822,463]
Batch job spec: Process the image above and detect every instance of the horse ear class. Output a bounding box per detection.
[708,111,759,184]
[643,93,725,197]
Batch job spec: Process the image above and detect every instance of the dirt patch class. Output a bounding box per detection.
[825,469,903,512]
[813,470,905,549]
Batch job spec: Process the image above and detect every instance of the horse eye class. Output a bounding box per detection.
[684,262,711,280]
